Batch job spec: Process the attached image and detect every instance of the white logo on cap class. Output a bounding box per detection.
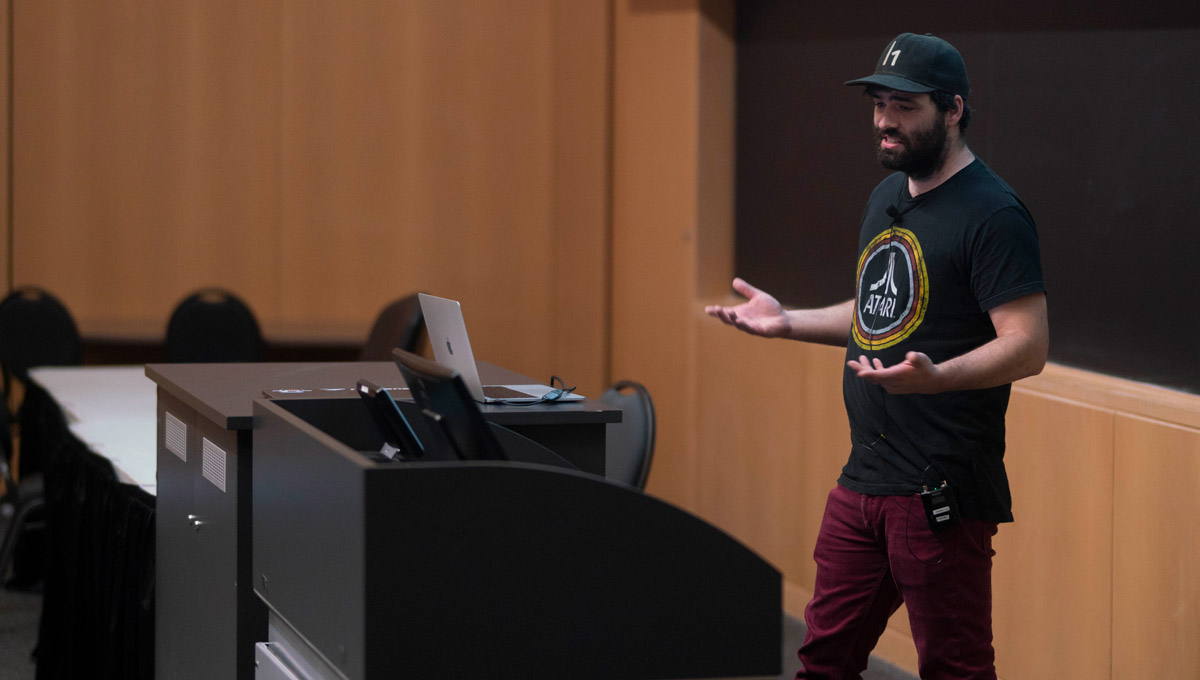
[883,40,901,67]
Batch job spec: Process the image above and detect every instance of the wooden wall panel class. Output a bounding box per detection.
[276,1,418,328]
[695,0,734,301]
[550,1,612,396]
[277,1,564,378]
[612,0,703,508]
[1113,415,1200,680]
[992,391,1114,680]
[1,0,9,292]
[274,0,608,384]
[13,1,282,332]
[10,1,609,388]
[693,319,848,582]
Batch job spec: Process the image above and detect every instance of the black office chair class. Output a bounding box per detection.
[0,287,83,398]
[0,286,82,481]
[360,293,425,360]
[165,288,265,363]
[598,380,656,490]
[0,286,80,588]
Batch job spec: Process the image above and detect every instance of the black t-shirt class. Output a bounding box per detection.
[838,158,1045,523]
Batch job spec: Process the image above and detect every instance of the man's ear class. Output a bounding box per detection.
[945,94,965,128]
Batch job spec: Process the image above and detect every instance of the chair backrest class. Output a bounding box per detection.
[360,294,425,360]
[598,380,656,489]
[165,288,264,363]
[0,287,82,383]
[0,287,80,486]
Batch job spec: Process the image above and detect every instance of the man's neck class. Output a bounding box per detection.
[908,142,975,197]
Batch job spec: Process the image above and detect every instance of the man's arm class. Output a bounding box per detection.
[782,299,856,346]
[705,278,853,347]
[847,291,1049,394]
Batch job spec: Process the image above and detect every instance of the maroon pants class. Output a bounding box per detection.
[796,485,999,680]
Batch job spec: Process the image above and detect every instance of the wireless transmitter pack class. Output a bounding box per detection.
[920,481,961,531]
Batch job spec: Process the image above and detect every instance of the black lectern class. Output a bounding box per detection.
[252,396,781,679]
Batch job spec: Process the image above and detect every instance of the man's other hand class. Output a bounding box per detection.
[847,351,941,394]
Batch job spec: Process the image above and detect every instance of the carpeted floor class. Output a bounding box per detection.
[735,612,914,680]
[0,586,39,680]
[1,503,39,680]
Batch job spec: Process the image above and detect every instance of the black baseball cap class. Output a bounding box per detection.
[845,33,970,99]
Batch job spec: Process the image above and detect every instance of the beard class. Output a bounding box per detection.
[874,114,949,180]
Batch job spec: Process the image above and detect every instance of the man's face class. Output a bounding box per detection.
[869,89,949,180]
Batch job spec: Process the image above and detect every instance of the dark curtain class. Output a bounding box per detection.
[22,382,155,680]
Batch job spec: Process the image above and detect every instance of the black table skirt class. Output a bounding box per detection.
[22,381,155,680]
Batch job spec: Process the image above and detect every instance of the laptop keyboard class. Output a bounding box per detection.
[482,385,536,399]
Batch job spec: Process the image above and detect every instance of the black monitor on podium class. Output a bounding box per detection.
[391,348,575,470]
[355,378,425,461]
[391,348,507,461]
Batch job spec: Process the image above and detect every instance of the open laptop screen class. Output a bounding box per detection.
[417,293,583,403]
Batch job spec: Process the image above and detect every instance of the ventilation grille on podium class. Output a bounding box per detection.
[165,411,187,461]
[202,438,227,493]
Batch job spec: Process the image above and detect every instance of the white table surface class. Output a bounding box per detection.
[29,365,158,495]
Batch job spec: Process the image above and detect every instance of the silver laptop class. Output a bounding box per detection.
[418,293,584,404]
